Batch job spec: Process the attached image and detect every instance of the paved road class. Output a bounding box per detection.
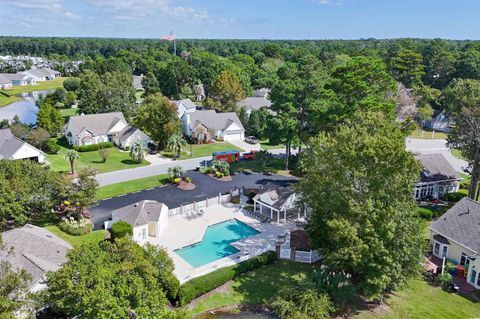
[405,138,468,173]
[95,147,296,186]
[90,170,298,229]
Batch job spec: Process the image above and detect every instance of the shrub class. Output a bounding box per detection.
[78,142,113,152]
[416,207,433,220]
[460,180,469,189]
[173,177,182,184]
[111,221,133,240]
[185,177,192,183]
[177,251,277,306]
[58,218,93,235]
[444,260,456,274]
[438,273,453,287]
[73,145,79,151]
[99,148,109,163]
[444,192,467,202]
[124,146,130,151]
[203,167,213,174]
[215,171,224,178]
[45,140,61,154]
[231,197,240,204]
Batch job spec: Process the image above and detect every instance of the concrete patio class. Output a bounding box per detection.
[148,203,294,283]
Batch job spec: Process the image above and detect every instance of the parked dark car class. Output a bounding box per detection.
[245,136,259,144]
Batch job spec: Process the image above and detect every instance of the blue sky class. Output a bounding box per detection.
[0,0,478,39]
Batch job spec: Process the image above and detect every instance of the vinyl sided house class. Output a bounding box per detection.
[173,98,197,118]
[107,200,169,246]
[237,96,272,116]
[21,68,61,81]
[1,224,71,293]
[430,197,480,290]
[182,110,245,142]
[414,154,460,200]
[0,73,36,86]
[0,74,12,89]
[64,112,150,148]
[0,128,45,163]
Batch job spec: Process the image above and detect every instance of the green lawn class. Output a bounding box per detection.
[353,279,480,319]
[231,157,286,173]
[0,77,66,107]
[59,108,79,121]
[96,174,169,200]
[408,129,448,140]
[188,260,315,316]
[46,137,150,173]
[44,225,106,247]
[161,142,244,160]
[451,149,465,160]
[259,139,284,150]
[188,259,480,319]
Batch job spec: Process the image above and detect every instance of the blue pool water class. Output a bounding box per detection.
[175,219,260,268]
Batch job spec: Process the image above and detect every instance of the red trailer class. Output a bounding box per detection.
[212,150,240,163]
[242,150,257,160]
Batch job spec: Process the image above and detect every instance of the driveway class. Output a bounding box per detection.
[90,170,298,229]
[406,138,468,173]
[229,140,261,152]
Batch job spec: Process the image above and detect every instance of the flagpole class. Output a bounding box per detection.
[173,29,176,56]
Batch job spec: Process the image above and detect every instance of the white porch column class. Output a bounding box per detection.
[277,209,280,223]
[253,200,256,212]
[284,208,287,224]
[270,207,273,219]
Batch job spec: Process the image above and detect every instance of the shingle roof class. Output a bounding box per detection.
[1,224,72,290]
[237,97,272,112]
[253,183,296,210]
[67,112,126,137]
[0,74,12,84]
[415,153,460,183]
[173,98,197,110]
[22,68,60,78]
[187,110,244,131]
[112,200,165,227]
[430,197,480,253]
[0,73,30,81]
[0,128,32,160]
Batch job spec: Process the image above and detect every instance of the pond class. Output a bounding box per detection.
[196,311,272,319]
[0,89,54,124]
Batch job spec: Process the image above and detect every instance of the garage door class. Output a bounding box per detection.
[223,132,243,141]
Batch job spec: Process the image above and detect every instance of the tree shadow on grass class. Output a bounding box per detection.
[121,159,141,165]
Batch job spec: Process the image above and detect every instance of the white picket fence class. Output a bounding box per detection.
[167,192,234,218]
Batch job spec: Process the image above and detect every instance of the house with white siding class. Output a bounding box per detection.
[0,74,13,89]
[107,200,169,246]
[414,154,460,200]
[182,110,245,142]
[0,128,45,163]
[173,98,197,118]
[21,68,61,81]
[63,112,151,148]
[0,73,36,86]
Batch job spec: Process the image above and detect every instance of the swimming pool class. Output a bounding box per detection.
[175,219,260,268]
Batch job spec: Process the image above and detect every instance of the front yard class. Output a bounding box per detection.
[408,129,448,140]
[161,142,243,160]
[96,174,169,200]
[45,137,150,174]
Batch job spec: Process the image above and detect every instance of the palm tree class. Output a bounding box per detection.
[212,159,230,175]
[64,150,79,175]
[130,141,148,164]
[166,134,187,159]
[168,165,186,180]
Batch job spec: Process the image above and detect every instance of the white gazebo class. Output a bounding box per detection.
[252,184,301,223]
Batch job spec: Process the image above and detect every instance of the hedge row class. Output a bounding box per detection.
[444,192,467,202]
[177,250,277,306]
[111,221,133,240]
[58,220,93,236]
[416,207,433,220]
[74,142,113,152]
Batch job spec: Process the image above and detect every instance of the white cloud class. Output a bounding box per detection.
[3,0,63,11]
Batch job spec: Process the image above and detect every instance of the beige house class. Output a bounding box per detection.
[182,110,245,142]
[107,200,169,246]
[430,197,480,289]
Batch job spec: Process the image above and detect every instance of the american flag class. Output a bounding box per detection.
[162,30,175,41]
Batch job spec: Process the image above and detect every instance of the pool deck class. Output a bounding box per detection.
[148,203,293,283]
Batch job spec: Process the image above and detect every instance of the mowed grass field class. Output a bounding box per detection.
[45,137,150,174]
[0,77,66,107]
[161,142,244,160]
[96,174,169,200]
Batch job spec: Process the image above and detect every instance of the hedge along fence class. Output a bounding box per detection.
[75,142,114,152]
[177,251,277,306]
